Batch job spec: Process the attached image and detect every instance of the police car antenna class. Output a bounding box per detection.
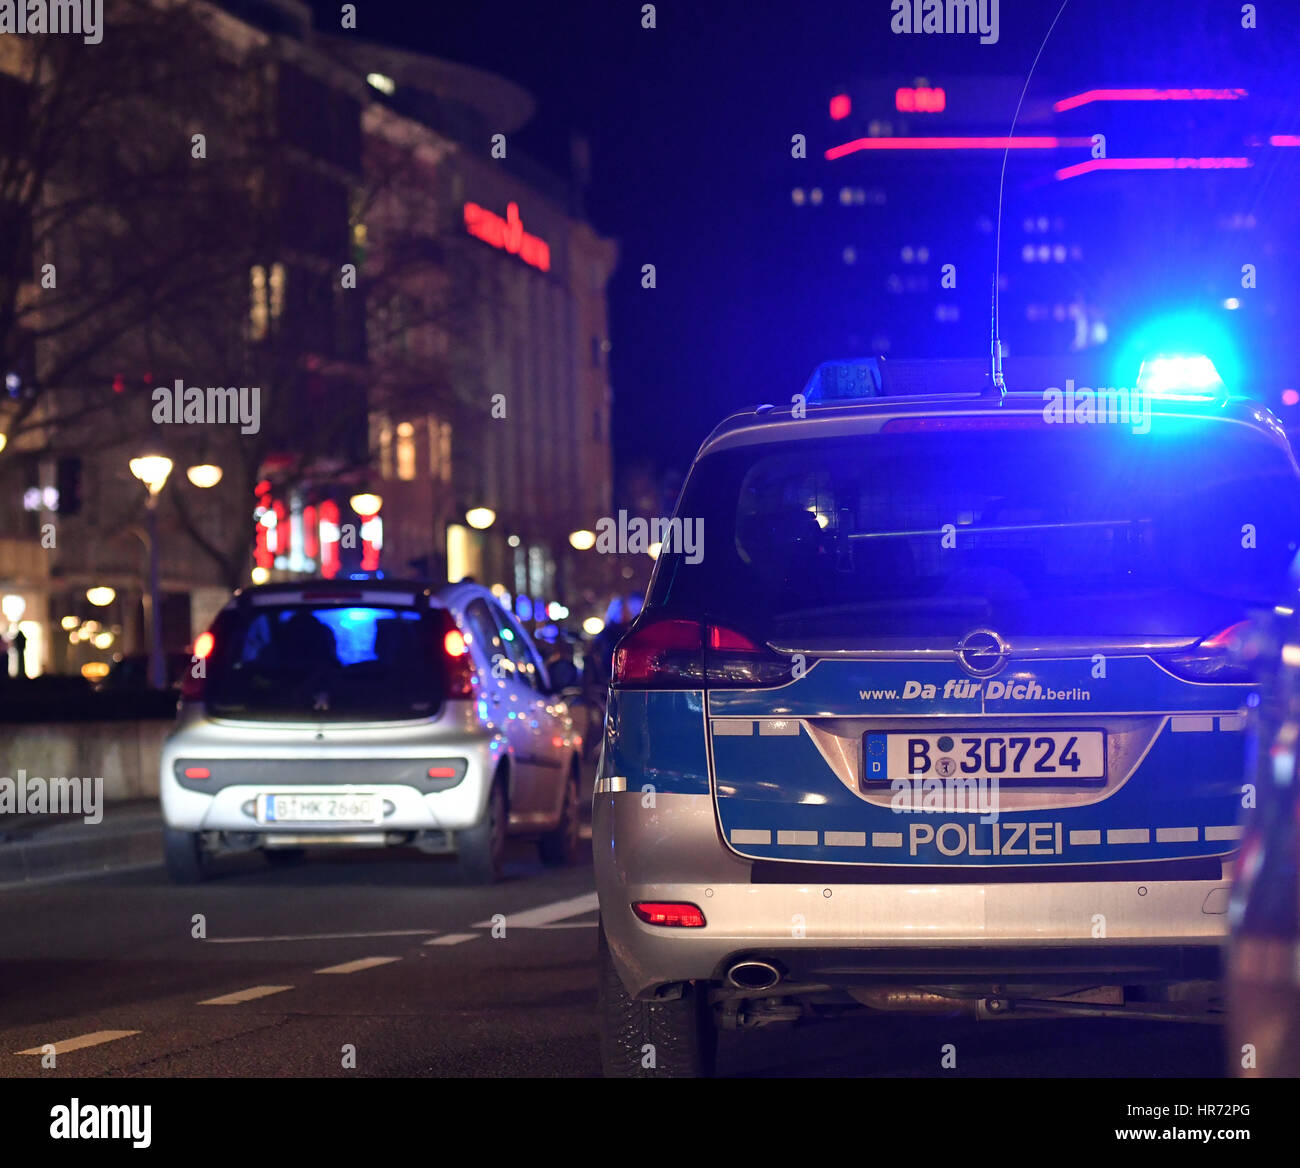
[991,0,1072,398]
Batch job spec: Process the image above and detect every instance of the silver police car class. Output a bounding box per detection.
[594,357,1300,1076]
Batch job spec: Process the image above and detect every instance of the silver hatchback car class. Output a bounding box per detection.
[160,579,583,883]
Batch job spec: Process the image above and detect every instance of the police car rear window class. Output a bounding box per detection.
[648,420,1300,641]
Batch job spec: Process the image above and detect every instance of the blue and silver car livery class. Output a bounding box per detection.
[594,362,1300,1076]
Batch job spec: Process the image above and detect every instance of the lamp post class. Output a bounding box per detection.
[129,455,173,689]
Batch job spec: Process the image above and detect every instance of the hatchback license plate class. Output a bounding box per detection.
[865,731,1106,783]
[257,793,381,824]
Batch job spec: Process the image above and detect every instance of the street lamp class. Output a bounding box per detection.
[466,506,495,530]
[569,529,596,550]
[186,463,223,489]
[349,492,382,517]
[86,586,116,607]
[130,454,173,690]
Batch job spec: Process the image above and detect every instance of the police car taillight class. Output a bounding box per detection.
[632,901,707,928]
[1161,621,1255,683]
[613,618,790,689]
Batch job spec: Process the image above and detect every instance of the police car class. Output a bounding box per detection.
[593,354,1300,1076]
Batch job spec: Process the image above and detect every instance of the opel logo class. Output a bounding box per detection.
[956,628,1010,678]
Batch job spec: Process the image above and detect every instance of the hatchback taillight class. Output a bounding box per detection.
[432,610,477,698]
[612,617,790,689]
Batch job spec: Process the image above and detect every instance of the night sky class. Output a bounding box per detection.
[312,0,1299,479]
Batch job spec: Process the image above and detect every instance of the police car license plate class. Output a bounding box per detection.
[866,731,1106,783]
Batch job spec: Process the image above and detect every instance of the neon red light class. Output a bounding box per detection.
[463,202,551,272]
[1269,135,1300,147]
[895,86,946,113]
[319,499,341,580]
[826,136,1078,160]
[1283,389,1299,406]
[1054,87,1246,113]
[829,93,851,120]
[1055,156,1252,181]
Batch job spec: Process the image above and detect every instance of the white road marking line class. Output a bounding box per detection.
[208,929,436,944]
[199,985,293,1006]
[16,1030,140,1056]
[315,956,401,975]
[473,891,600,930]
[424,933,478,946]
[536,921,599,930]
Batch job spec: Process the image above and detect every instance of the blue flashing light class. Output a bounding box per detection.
[1136,353,1226,401]
[803,358,883,403]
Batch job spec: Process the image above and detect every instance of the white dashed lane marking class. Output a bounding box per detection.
[199,985,293,1006]
[473,891,600,929]
[315,957,401,975]
[208,929,436,944]
[16,1030,140,1056]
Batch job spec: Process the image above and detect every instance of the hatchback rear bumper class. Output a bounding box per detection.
[594,792,1232,999]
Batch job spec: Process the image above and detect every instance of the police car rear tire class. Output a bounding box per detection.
[163,827,212,884]
[598,922,717,1077]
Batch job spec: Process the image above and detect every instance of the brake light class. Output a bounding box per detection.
[1161,622,1256,683]
[433,611,476,698]
[612,618,791,689]
[882,415,1048,432]
[194,631,214,658]
[632,901,707,928]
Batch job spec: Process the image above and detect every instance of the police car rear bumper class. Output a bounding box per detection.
[594,792,1231,1000]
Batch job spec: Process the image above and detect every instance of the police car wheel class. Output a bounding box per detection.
[598,923,717,1077]
[163,827,212,884]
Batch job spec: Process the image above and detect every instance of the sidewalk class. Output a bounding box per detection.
[0,798,162,886]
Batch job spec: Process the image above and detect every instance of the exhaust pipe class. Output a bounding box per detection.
[726,960,782,992]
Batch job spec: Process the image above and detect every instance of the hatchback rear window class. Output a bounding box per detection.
[204,604,445,721]
[649,418,1300,642]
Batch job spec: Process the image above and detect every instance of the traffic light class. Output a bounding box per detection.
[56,456,82,516]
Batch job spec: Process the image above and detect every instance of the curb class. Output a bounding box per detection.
[0,813,162,887]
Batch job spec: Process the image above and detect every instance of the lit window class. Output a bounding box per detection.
[396,421,415,481]
[269,262,285,321]
[249,266,268,340]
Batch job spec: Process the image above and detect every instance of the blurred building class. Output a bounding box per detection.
[0,0,617,679]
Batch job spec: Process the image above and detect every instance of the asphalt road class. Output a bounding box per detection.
[0,836,1228,1078]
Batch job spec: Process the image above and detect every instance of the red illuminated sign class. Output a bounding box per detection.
[896,86,946,113]
[464,201,551,272]
[829,93,851,120]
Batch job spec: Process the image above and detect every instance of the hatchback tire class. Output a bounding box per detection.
[598,922,717,1077]
[538,770,580,867]
[458,777,507,884]
[163,827,212,884]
